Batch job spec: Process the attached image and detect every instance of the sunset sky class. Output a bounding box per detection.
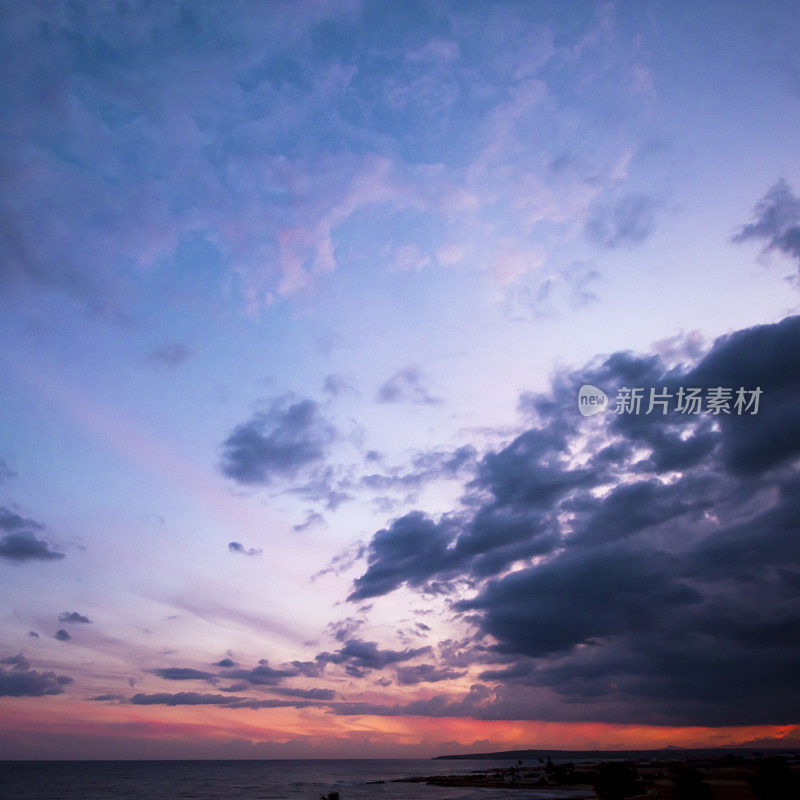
[2,0,800,759]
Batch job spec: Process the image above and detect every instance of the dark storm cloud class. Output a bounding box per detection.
[0,507,63,562]
[585,193,660,248]
[0,656,73,697]
[347,512,458,601]
[376,367,442,405]
[59,611,91,624]
[476,427,595,508]
[733,179,800,269]
[348,430,573,600]
[145,342,194,367]
[685,313,800,474]
[455,544,700,659]
[220,396,336,485]
[228,541,262,557]
[152,668,216,681]
[347,314,800,726]
[315,638,431,678]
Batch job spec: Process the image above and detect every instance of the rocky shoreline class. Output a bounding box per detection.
[387,753,800,799]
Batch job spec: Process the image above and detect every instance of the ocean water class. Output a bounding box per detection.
[0,759,591,800]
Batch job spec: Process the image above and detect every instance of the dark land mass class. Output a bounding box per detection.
[434,747,799,761]
[410,751,800,799]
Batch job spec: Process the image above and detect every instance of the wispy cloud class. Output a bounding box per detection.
[376,367,442,406]
[145,343,194,367]
[228,541,262,557]
[734,179,800,272]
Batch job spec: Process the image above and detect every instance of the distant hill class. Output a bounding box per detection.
[434,747,797,761]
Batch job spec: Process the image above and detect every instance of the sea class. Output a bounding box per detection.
[0,758,591,800]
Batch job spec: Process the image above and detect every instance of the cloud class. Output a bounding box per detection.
[128,686,335,708]
[314,638,431,678]
[152,668,216,682]
[0,507,63,562]
[684,313,800,474]
[0,2,376,312]
[220,396,336,485]
[89,694,126,702]
[313,541,367,580]
[0,656,73,697]
[348,314,800,726]
[0,0,658,321]
[59,612,91,624]
[228,541,262,557]
[54,629,71,641]
[288,464,353,510]
[214,658,237,668]
[322,374,356,397]
[131,692,247,706]
[293,511,326,533]
[394,664,467,685]
[1,654,30,670]
[271,686,336,701]
[347,512,459,601]
[331,684,493,718]
[733,179,800,270]
[145,343,194,367]
[220,698,323,710]
[28,631,39,638]
[326,615,366,643]
[376,367,442,405]
[585,193,660,248]
[0,532,64,562]
[357,445,478,500]
[226,661,299,686]
[0,507,43,533]
[0,459,15,483]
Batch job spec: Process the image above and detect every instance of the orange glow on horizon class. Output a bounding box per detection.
[1,697,797,758]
